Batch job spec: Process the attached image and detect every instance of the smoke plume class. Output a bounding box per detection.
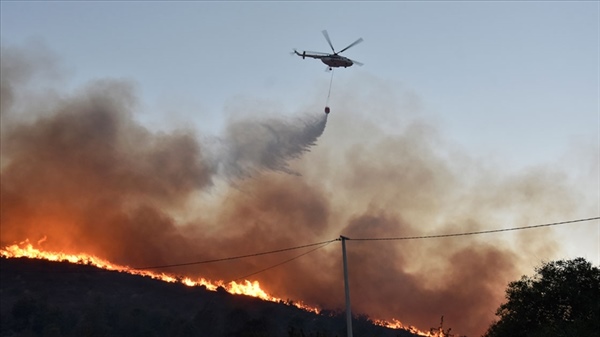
[0,44,588,336]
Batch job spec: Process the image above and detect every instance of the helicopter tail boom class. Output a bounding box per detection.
[293,50,307,59]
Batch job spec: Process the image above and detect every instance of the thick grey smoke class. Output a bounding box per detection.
[1,43,590,336]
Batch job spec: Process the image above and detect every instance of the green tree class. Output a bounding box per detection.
[484,257,600,337]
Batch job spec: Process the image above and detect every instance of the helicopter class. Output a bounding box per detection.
[294,30,363,70]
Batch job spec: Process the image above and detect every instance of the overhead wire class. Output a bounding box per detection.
[6,217,597,275]
[232,240,335,282]
[347,217,600,241]
[130,217,599,271]
[133,238,339,270]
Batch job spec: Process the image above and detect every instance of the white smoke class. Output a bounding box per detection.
[214,113,328,178]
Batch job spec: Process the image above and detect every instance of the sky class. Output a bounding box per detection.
[1,1,599,336]
[1,1,597,165]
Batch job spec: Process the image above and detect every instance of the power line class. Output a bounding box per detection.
[132,216,598,270]
[134,238,339,270]
[347,217,600,241]
[233,240,335,282]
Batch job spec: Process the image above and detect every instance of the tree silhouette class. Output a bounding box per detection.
[483,257,600,337]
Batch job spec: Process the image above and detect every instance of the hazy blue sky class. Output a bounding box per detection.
[2,1,599,333]
[2,1,597,165]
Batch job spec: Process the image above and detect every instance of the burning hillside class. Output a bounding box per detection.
[1,42,592,336]
[2,256,425,337]
[0,240,321,312]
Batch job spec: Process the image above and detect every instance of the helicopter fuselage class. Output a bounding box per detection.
[320,55,353,68]
[294,50,354,68]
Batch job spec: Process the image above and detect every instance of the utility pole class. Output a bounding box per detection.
[340,235,353,337]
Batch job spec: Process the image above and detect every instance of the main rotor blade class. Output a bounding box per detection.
[338,37,363,54]
[322,30,336,53]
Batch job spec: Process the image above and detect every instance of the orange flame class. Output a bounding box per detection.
[1,239,434,335]
[374,318,440,336]
[0,240,318,311]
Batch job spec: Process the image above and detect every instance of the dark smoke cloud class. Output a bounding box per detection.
[0,44,584,336]
[0,43,327,263]
[1,41,64,119]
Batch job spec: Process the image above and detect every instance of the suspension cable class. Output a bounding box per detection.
[326,68,334,107]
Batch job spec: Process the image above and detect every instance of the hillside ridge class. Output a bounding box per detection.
[0,257,418,337]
